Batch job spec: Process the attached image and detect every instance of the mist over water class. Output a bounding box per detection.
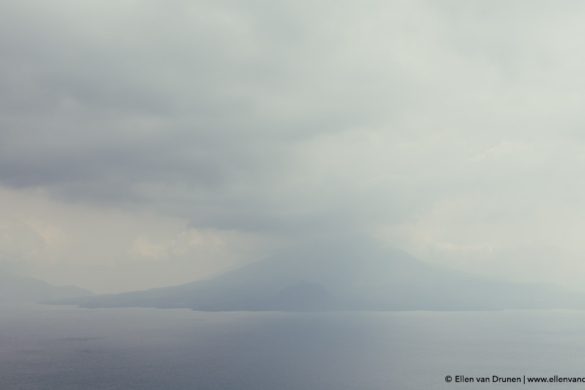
[0,305,583,390]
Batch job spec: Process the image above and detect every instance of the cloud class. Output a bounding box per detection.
[0,187,269,292]
[3,0,585,290]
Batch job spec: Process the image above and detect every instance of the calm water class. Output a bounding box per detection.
[0,305,583,389]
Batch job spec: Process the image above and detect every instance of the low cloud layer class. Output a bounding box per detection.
[2,0,585,292]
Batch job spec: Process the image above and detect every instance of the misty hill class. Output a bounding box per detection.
[64,238,585,311]
[0,273,92,304]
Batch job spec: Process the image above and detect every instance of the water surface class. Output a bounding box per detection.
[0,305,582,389]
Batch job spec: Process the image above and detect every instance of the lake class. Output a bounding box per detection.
[0,305,583,389]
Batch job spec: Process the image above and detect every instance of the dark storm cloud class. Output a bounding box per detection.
[4,0,585,239]
[0,0,414,232]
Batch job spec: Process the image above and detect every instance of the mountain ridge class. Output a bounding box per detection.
[60,239,585,311]
[0,273,93,304]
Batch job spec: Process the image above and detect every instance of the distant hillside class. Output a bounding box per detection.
[0,273,92,304]
[62,238,585,311]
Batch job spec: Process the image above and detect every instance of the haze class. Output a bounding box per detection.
[1,0,584,294]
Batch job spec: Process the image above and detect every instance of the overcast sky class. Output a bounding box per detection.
[2,0,585,293]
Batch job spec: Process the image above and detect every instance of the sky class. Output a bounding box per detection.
[2,0,585,293]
